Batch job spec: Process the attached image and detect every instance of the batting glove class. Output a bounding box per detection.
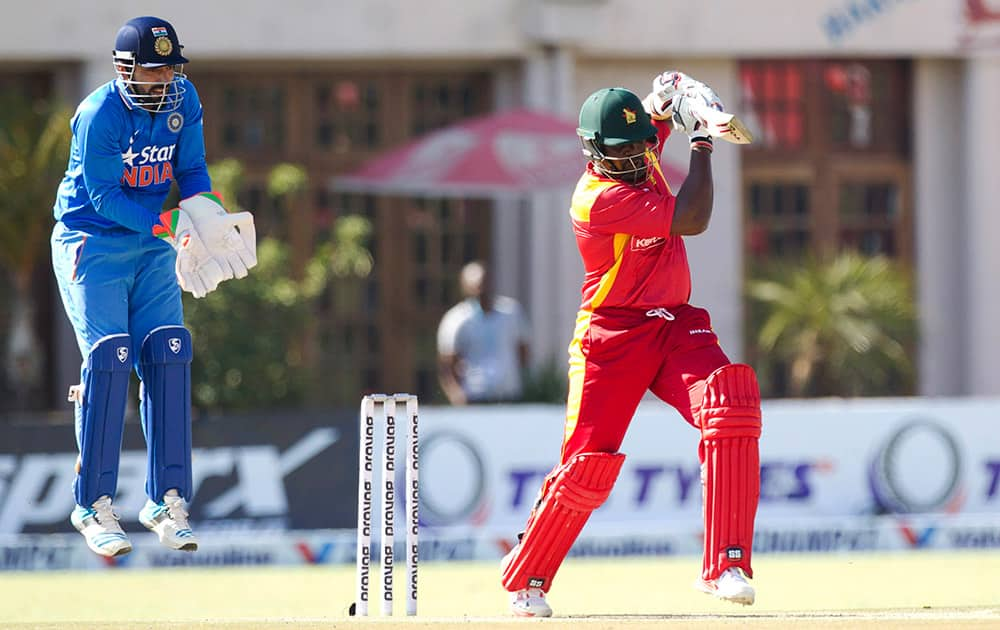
[644,71,688,120]
[671,93,716,153]
[644,71,724,121]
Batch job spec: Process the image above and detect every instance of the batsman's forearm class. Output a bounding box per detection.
[671,151,713,235]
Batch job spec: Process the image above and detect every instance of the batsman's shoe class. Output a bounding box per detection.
[70,495,133,557]
[139,491,198,551]
[510,587,553,618]
[695,567,755,605]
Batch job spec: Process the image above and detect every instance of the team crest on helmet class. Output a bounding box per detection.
[167,112,184,133]
[623,108,637,124]
[154,36,173,57]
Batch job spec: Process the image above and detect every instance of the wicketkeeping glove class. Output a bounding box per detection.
[178,192,257,280]
[153,208,228,298]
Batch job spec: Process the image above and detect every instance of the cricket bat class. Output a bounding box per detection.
[693,103,754,145]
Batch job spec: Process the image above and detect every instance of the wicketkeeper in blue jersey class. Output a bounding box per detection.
[51,16,257,557]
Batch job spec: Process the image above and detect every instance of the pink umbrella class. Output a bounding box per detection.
[332,108,686,197]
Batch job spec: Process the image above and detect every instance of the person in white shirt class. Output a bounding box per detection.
[437,261,530,405]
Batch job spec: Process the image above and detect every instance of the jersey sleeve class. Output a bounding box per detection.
[76,105,158,234]
[174,79,212,198]
[652,118,672,157]
[437,305,462,355]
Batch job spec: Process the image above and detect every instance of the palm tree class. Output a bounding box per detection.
[0,94,72,408]
[746,253,917,397]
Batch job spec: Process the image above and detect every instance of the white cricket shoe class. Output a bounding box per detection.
[695,567,755,605]
[139,490,198,551]
[510,587,553,617]
[70,495,133,557]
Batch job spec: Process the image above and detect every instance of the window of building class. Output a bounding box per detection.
[741,59,912,262]
[740,59,914,396]
[218,83,287,151]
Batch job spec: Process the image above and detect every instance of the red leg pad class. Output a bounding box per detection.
[501,452,625,592]
[700,364,762,581]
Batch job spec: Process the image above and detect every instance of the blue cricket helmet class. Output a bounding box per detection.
[112,16,188,112]
[114,16,189,67]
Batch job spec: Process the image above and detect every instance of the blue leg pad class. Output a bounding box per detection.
[140,326,193,502]
[74,334,132,506]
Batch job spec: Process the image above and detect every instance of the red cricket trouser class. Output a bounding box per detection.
[500,303,744,593]
[561,303,729,461]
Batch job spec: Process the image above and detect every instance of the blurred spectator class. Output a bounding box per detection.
[437,261,530,405]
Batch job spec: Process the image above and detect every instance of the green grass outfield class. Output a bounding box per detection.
[2,551,998,629]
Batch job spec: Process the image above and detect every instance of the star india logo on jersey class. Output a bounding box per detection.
[120,132,176,188]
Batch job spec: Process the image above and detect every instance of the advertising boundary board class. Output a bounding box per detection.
[0,409,360,534]
[1,398,999,570]
[413,399,1000,534]
[4,512,1000,570]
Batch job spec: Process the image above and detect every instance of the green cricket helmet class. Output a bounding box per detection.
[577,87,658,183]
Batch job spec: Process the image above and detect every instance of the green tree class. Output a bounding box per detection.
[746,253,917,397]
[182,160,372,410]
[0,94,72,408]
[520,359,569,404]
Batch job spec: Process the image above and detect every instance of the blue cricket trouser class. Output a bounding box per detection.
[51,221,186,503]
[51,222,183,362]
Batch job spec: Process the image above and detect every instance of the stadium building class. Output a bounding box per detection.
[1,1,998,406]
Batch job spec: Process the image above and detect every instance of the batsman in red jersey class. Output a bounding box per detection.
[501,75,762,617]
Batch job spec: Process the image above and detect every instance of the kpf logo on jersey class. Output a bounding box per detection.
[631,236,664,251]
